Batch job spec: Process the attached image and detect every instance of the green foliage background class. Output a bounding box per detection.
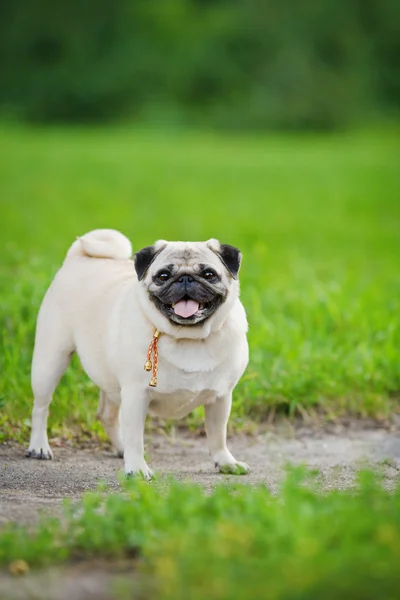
[0,125,399,441]
[1,0,399,441]
[1,6,399,596]
[1,0,399,129]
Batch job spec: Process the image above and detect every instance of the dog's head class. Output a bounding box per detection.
[134,239,241,336]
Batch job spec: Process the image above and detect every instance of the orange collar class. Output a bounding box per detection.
[144,329,160,387]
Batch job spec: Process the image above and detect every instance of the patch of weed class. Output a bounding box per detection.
[0,468,399,599]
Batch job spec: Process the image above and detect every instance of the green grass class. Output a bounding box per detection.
[1,468,399,599]
[0,124,399,442]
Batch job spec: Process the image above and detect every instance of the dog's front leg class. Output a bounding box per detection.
[120,384,153,480]
[205,393,249,475]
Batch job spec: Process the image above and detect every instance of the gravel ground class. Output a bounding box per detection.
[1,425,399,600]
[1,425,399,524]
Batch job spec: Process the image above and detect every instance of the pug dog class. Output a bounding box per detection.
[26,229,249,479]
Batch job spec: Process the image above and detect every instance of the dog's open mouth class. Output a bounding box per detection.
[173,298,202,318]
[151,294,222,325]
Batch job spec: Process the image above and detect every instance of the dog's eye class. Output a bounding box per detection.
[202,269,218,282]
[157,271,171,282]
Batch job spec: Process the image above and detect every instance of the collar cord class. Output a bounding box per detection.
[144,329,160,387]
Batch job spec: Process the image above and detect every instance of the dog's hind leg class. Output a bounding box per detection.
[96,390,123,457]
[26,306,74,459]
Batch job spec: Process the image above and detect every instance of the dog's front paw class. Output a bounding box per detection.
[213,449,250,475]
[215,460,250,476]
[125,463,154,481]
[25,444,53,460]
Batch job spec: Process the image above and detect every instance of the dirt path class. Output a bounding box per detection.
[1,426,399,600]
[1,426,399,525]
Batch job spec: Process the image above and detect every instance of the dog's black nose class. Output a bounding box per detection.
[178,275,194,285]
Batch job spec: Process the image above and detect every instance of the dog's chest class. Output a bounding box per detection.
[159,337,222,373]
[146,341,228,419]
[148,387,216,419]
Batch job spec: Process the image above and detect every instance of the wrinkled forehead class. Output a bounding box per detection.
[153,242,220,270]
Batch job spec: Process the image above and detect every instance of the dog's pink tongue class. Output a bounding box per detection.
[173,300,199,318]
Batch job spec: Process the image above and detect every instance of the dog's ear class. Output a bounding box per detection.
[134,241,166,281]
[218,244,242,279]
[208,239,242,280]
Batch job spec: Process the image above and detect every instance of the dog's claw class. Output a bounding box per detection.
[125,467,154,482]
[216,461,250,475]
[25,448,53,460]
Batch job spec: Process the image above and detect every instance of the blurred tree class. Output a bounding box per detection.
[0,0,398,128]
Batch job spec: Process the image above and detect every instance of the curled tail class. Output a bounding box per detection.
[66,229,132,260]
